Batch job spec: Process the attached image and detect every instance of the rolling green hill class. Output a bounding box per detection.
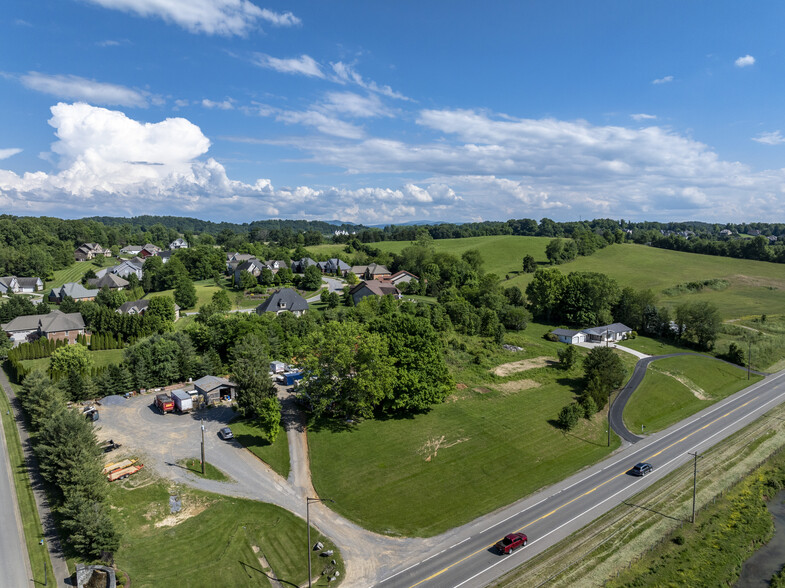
[312,236,785,319]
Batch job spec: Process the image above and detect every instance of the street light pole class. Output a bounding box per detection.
[40,539,46,586]
[306,497,335,588]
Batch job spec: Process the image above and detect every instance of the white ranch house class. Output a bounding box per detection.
[552,323,632,344]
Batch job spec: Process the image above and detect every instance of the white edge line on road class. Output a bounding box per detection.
[451,383,785,588]
[381,561,422,583]
[422,549,446,563]
[448,537,471,550]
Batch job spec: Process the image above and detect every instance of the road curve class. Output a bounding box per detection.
[610,352,768,444]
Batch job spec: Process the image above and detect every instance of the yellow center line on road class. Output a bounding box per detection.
[407,394,758,588]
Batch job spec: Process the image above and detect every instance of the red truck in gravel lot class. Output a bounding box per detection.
[154,393,174,414]
[495,533,528,554]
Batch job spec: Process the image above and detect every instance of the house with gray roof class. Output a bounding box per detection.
[120,245,143,255]
[87,273,129,290]
[117,298,180,320]
[169,238,188,249]
[0,276,43,294]
[48,282,99,304]
[234,258,266,286]
[350,263,391,281]
[318,258,351,276]
[349,280,401,305]
[97,257,144,281]
[255,288,309,317]
[2,310,85,345]
[74,243,110,262]
[551,323,632,345]
[291,257,317,273]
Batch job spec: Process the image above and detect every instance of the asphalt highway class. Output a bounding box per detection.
[0,408,32,587]
[376,369,785,588]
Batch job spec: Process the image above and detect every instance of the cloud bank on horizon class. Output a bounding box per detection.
[1,2,784,224]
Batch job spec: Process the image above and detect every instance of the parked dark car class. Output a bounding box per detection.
[630,462,653,476]
[219,427,234,440]
[494,533,528,554]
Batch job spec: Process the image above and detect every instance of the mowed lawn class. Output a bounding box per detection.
[229,420,290,479]
[110,478,343,587]
[308,334,628,537]
[20,348,125,372]
[623,355,761,433]
[47,260,110,290]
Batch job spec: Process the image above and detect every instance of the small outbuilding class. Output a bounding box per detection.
[171,389,193,412]
[552,328,586,344]
[270,361,287,373]
[193,375,237,404]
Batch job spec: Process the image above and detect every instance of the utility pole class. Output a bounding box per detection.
[306,497,334,588]
[748,338,752,380]
[607,388,612,447]
[688,451,701,523]
[200,419,205,475]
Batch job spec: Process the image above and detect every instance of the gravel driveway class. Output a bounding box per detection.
[96,393,428,587]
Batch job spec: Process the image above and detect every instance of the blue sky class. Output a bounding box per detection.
[1,1,784,224]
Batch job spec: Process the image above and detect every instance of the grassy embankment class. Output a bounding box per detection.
[0,378,52,584]
[109,468,343,587]
[623,354,762,433]
[491,400,785,587]
[309,323,633,537]
[47,259,110,291]
[228,421,290,479]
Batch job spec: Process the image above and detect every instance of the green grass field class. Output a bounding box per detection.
[623,355,761,433]
[110,476,343,587]
[177,458,230,482]
[617,336,692,356]
[320,237,785,319]
[0,377,52,585]
[308,328,628,537]
[20,349,125,373]
[47,259,113,290]
[229,420,290,479]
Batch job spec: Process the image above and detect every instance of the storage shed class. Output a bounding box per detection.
[270,361,287,373]
[193,375,237,404]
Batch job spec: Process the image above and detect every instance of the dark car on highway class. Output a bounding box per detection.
[494,533,527,554]
[219,427,234,440]
[630,462,653,476]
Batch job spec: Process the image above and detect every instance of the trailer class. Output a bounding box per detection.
[102,458,137,475]
[154,393,174,414]
[171,389,193,413]
[278,371,304,386]
[107,463,144,482]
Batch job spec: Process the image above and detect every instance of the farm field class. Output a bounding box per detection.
[312,237,785,319]
[19,348,124,373]
[623,355,761,433]
[308,327,630,537]
[110,475,343,587]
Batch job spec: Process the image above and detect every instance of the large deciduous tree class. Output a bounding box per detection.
[581,346,626,409]
[675,300,721,350]
[230,335,280,442]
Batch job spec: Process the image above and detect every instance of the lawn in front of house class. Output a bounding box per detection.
[308,326,630,537]
[47,259,111,290]
[20,348,125,373]
[177,458,230,482]
[110,476,342,587]
[616,336,693,356]
[623,355,761,433]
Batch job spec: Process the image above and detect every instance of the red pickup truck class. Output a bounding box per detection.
[154,393,174,414]
[495,533,528,554]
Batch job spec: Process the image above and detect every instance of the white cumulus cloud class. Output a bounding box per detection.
[735,54,755,67]
[21,72,148,107]
[201,98,234,110]
[630,113,657,121]
[82,0,299,35]
[652,75,673,84]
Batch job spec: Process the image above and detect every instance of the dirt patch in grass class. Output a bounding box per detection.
[417,435,469,462]
[455,383,468,390]
[473,387,493,394]
[155,500,210,528]
[660,370,708,400]
[493,379,540,395]
[492,356,553,376]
